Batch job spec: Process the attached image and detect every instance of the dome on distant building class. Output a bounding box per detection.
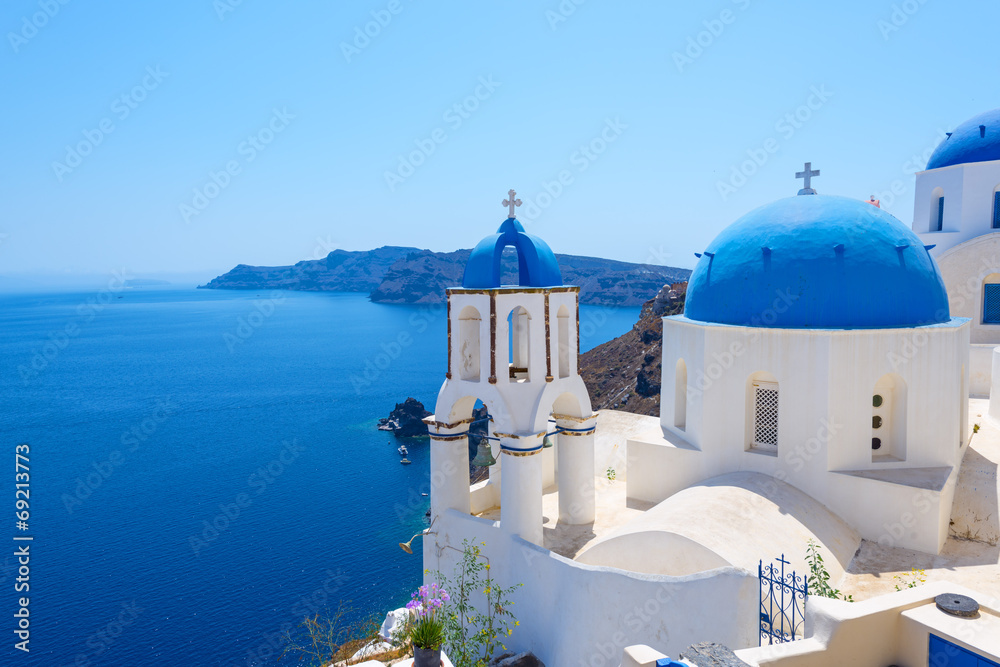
[684,195,950,328]
[926,108,1000,170]
[462,218,563,289]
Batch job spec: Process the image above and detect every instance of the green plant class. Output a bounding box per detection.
[605,466,616,482]
[893,568,926,591]
[434,540,521,667]
[405,582,449,649]
[973,423,980,433]
[805,539,854,602]
[278,603,382,666]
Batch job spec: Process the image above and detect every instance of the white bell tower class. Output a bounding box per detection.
[428,191,597,546]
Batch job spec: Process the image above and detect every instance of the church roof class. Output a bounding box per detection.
[684,195,951,329]
[462,218,563,289]
[926,108,1000,170]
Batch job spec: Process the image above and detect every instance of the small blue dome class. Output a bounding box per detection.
[462,218,563,289]
[685,195,950,329]
[926,108,1000,170]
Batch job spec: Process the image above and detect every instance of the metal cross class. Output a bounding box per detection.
[795,162,819,195]
[503,189,522,218]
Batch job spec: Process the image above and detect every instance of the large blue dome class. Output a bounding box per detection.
[684,195,950,329]
[926,108,1000,170]
[462,218,563,289]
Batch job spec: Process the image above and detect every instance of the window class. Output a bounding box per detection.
[507,306,530,381]
[872,374,907,462]
[994,191,1000,229]
[930,188,945,232]
[984,284,1000,324]
[751,380,779,451]
[935,196,945,231]
[458,306,481,381]
[674,359,687,430]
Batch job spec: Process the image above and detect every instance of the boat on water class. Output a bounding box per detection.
[398,444,408,456]
[400,458,412,465]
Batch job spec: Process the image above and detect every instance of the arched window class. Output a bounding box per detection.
[674,359,687,430]
[507,306,530,382]
[982,274,1000,324]
[872,374,906,461]
[930,187,945,232]
[458,306,481,381]
[747,372,779,453]
[557,305,571,378]
[993,185,1000,229]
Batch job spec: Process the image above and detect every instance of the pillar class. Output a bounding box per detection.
[498,433,544,546]
[429,423,471,518]
[556,415,597,524]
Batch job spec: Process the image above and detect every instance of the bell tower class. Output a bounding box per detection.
[428,191,597,546]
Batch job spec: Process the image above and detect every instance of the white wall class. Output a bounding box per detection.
[423,510,758,667]
[650,317,970,554]
[915,160,1000,250]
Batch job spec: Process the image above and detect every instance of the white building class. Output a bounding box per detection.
[913,108,1000,395]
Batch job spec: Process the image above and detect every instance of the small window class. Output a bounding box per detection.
[993,191,1000,229]
[872,394,883,408]
[872,437,882,450]
[872,415,883,429]
[985,284,1000,324]
[935,196,945,231]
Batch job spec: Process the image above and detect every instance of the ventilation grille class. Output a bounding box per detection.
[753,385,779,448]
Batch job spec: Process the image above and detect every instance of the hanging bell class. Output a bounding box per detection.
[542,434,555,449]
[471,440,497,467]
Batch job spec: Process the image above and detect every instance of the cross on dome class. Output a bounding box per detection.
[795,162,820,195]
[503,189,522,218]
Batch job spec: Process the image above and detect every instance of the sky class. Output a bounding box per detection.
[1,0,998,285]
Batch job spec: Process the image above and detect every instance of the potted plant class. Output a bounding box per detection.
[406,582,449,666]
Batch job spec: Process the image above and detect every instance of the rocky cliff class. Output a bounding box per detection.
[578,284,685,416]
[202,246,690,307]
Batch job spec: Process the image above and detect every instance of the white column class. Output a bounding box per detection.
[499,434,544,546]
[429,424,470,518]
[556,416,596,524]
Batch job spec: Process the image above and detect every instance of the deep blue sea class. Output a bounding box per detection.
[0,287,637,666]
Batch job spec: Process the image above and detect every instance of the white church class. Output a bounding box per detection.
[412,110,1000,667]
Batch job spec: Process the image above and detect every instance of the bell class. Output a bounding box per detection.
[471,440,497,467]
[542,434,554,449]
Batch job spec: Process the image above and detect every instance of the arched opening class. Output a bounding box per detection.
[993,185,1000,229]
[507,306,530,382]
[982,273,1000,324]
[872,374,906,462]
[674,358,687,430]
[458,306,481,381]
[930,187,945,232]
[557,304,571,378]
[747,372,779,454]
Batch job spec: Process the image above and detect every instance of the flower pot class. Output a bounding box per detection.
[413,644,441,667]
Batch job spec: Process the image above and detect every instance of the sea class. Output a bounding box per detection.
[0,287,638,666]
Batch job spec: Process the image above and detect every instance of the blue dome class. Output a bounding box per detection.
[685,195,950,329]
[926,108,1000,170]
[462,218,563,289]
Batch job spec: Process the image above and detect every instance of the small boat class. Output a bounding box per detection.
[400,458,412,465]
[398,444,408,456]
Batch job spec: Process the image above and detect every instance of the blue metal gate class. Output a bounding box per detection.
[759,555,808,645]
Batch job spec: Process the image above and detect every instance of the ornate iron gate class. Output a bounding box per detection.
[759,555,807,645]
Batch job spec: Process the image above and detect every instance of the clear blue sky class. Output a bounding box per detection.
[2,0,997,283]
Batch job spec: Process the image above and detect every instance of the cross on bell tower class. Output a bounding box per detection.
[503,189,522,218]
[796,162,820,195]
